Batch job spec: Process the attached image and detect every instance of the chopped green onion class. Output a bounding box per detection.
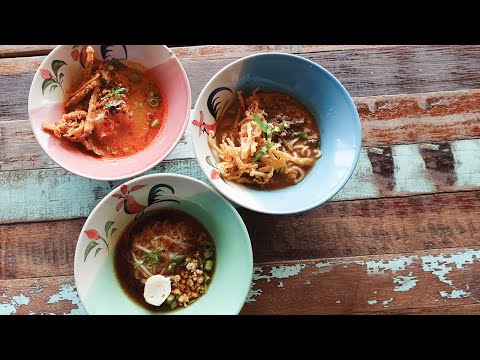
[151,119,159,128]
[294,131,308,140]
[252,114,268,132]
[165,294,175,305]
[123,147,129,152]
[205,259,213,272]
[150,91,159,99]
[128,72,141,83]
[204,250,214,259]
[168,260,177,271]
[149,98,159,107]
[253,142,274,162]
[169,300,178,310]
[133,260,144,269]
[204,274,211,284]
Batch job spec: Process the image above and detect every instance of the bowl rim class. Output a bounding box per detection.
[28,45,192,181]
[191,51,362,215]
[74,172,253,315]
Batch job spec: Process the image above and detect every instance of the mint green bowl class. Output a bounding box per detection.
[74,173,253,315]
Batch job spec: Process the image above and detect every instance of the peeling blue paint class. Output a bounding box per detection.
[47,284,86,315]
[0,293,30,315]
[393,272,418,292]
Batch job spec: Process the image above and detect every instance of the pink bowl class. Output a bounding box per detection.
[28,45,191,180]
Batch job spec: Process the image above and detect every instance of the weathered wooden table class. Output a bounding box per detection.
[1,45,479,315]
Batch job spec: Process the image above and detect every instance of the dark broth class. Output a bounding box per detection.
[114,209,215,312]
[215,90,320,190]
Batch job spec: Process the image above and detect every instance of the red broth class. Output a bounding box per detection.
[80,61,167,158]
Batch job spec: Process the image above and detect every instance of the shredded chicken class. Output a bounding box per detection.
[83,46,95,82]
[42,46,128,156]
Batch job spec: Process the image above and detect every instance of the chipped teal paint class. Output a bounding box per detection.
[247,264,307,303]
[365,256,415,275]
[0,160,209,224]
[332,149,380,201]
[451,139,480,188]
[382,297,394,307]
[393,272,418,292]
[0,293,30,315]
[440,290,471,299]
[47,284,86,315]
[392,144,436,194]
[3,138,480,223]
[367,300,377,305]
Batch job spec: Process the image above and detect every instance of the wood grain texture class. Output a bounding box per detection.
[2,190,480,280]
[3,46,480,121]
[242,247,480,314]
[4,89,480,171]
[0,46,56,58]
[0,219,82,279]
[0,45,394,60]
[1,246,479,315]
[2,137,480,224]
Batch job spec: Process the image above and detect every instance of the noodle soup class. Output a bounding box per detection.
[209,88,321,190]
[114,209,215,312]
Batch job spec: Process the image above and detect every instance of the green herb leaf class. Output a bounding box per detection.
[252,114,268,133]
[151,119,159,128]
[294,131,308,140]
[253,142,274,162]
[102,85,127,100]
[151,247,165,254]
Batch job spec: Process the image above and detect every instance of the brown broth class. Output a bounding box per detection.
[114,209,215,312]
[215,90,320,190]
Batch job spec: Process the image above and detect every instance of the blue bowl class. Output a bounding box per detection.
[191,52,361,214]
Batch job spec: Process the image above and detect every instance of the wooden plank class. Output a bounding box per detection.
[3,46,480,122]
[0,46,56,58]
[0,120,194,171]
[0,219,82,279]
[0,45,391,60]
[2,247,479,315]
[4,89,480,171]
[2,190,480,280]
[356,89,480,146]
[1,137,480,224]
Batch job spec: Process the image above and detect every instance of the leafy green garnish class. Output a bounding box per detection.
[151,119,159,128]
[294,131,308,140]
[252,114,268,133]
[253,142,274,162]
[168,260,178,271]
[133,247,165,269]
[102,85,127,100]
